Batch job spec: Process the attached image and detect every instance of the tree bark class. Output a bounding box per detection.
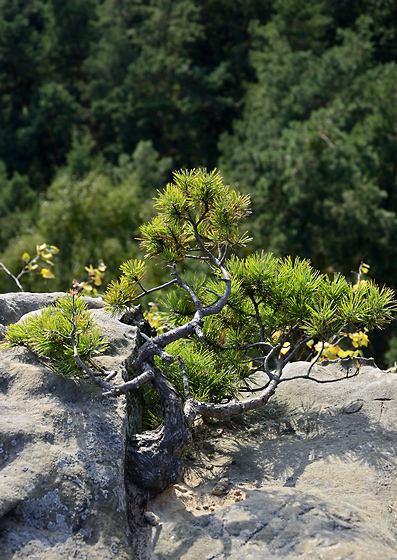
[125,368,192,493]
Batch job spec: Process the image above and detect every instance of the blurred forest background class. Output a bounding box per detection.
[1,0,397,366]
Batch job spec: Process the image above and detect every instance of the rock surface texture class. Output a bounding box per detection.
[0,293,140,559]
[2,293,397,560]
[147,359,397,560]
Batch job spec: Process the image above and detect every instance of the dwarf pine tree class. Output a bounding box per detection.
[100,168,396,491]
[3,169,397,492]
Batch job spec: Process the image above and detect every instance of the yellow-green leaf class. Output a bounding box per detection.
[94,271,102,286]
[279,341,290,355]
[41,268,56,279]
[361,262,370,274]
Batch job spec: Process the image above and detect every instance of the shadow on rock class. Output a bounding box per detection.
[148,361,397,560]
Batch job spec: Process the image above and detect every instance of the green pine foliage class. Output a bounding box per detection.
[103,168,251,315]
[160,252,396,383]
[1,294,108,376]
[104,169,397,421]
[105,259,148,317]
[140,168,251,261]
[158,339,242,403]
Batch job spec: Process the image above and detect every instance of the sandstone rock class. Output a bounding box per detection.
[0,292,104,328]
[3,294,397,560]
[143,512,161,526]
[0,293,141,559]
[148,358,397,560]
[211,478,230,496]
[342,399,364,414]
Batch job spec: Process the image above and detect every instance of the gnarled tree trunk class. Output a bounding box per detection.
[125,367,192,493]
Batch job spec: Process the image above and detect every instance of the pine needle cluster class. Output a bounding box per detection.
[2,294,108,376]
[147,253,394,413]
[138,168,251,261]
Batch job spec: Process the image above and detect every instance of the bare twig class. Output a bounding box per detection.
[178,355,191,400]
[280,333,312,370]
[65,295,112,390]
[131,279,178,301]
[0,262,25,292]
[241,341,274,351]
[278,364,362,384]
[182,254,210,261]
[204,287,223,307]
[355,261,367,286]
[104,371,118,382]
[102,369,155,397]
[305,340,325,377]
[172,265,203,315]
[62,293,157,397]
[141,337,176,364]
[171,265,204,339]
[219,243,229,266]
[239,377,271,393]
[251,297,265,342]
[194,377,280,419]
[264,344,282,379]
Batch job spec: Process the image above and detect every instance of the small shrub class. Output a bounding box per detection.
[2,293,108,377]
